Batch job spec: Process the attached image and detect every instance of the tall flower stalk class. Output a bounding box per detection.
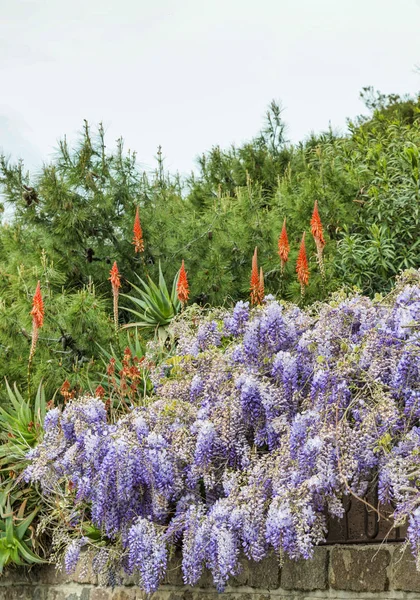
[310,200,326,281]
[177,260,189,307]
[28,281,44,394]
[250,247,260,305]
[109,261,121,334]
[133,207,144,254]
[296,232,309,298]
[259,267,265,303]
[278,218,290,275]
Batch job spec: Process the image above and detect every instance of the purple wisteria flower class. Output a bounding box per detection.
[25,271,420,592]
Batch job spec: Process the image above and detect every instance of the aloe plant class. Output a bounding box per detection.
[122,264,180,341]
[0,382,46,470]
[0,382,47,568]
[93,330,154,408]
[0,487,44,572]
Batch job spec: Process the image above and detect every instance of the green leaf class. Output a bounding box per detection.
[16,539,45,564]
[15,508,39,541]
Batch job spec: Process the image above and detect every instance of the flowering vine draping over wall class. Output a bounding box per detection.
[26,270,420,593]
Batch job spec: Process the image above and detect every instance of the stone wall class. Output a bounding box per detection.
[2,544,420,600]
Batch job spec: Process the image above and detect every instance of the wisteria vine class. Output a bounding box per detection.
[26,270,420,592]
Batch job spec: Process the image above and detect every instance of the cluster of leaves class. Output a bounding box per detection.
[0,383,49,570]
[123,263,181,340]
[0,241,117,397]
[25,270,420,592]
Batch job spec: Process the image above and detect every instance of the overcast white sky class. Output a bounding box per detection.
[1,0,420,176]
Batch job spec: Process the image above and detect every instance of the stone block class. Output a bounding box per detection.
[166,593,185,600]
[162,554,184,586]
[47,590,90,600]
[195,568,214,589]
[46,589,67,600]
[110,590,137,600]
[281,547,328,590]
[32,588,48,600]
[116,572,139,587]
[229,558,250,587]
[392,545,420,592]
[186,593,218,600]
[0,566,42,585]
[247,554,280,589]
[42,564,72,586]
[91,590,111,600]
[71,552,98,585]
[330,546,390,592]
[0,587,44,600]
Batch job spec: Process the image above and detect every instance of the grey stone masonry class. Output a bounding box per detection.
[1,544,420,599]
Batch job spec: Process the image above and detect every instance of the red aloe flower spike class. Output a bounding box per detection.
[29,281,44,362]
[250,247,260,306]
[109,261,121,290]
[109,261,121,332]
[133,207,144,253]
[296,232,310,297]
[31,281,44,329]
[310,200,325,246]
[310,201,326,281]
[177,260,190,306]
[278,218,290,274]
[95,385,106,399]
[258,267,265,304]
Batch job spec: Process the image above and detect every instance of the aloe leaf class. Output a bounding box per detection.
[122,321,156,330]
[0,548,10,573]
[34,383,46,425]
[5,516,14,546]
[158,262,170,298]
[4,380,22,414]
[16,508,39,541]
[16,539,45,564]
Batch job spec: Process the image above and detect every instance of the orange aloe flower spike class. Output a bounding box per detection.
[109,262,121,333]
[31,281,44,329]
[310,200,325,247]
[29,280,44,364]
[177,260,190,305]
[296,232,310,293]
[133,207,144,253]
[258,267,265,304]
[278,218,290,262]
[310,200,326,280]
[109,261,121,290]
[250,247,260,305]
[278,218,290,273]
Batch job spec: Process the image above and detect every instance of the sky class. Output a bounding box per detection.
[1,0,420,177]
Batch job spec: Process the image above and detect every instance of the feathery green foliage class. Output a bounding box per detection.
[0,90,419,397]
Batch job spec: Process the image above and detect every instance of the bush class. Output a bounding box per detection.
[1,91,419,398]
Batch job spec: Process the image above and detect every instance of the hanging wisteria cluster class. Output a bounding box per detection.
[25,270,420,593]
